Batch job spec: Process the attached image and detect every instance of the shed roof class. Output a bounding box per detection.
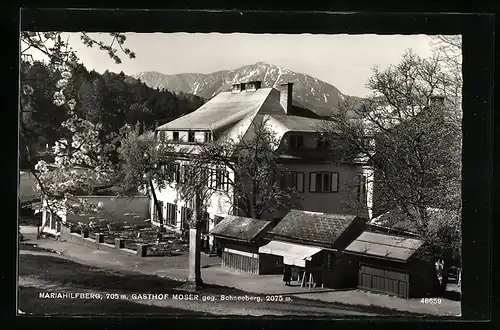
[267,209,358,248]
[210,215,273,243]
[344,231,424,262]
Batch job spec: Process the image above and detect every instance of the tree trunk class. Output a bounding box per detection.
[186,191,203,290]
[148,179,163,228]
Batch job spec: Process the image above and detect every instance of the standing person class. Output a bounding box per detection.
[283,266,291,286]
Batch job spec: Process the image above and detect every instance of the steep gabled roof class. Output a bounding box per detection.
[156,88,274,131]
[267,209,360,248]
[156,85,342,155]
[210,215,273,243]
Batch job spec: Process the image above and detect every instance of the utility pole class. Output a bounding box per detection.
[186,190,204,290]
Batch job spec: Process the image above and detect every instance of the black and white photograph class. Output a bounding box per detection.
[18,14,468,318]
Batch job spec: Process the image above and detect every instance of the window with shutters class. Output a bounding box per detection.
[357,174,368,204]
[166,203,177,226]
[279,171,304,192]
[181,206,193,230]
[153,200,164,222]
[289,134,304,149]
[309,172,339,193]
[211,168,230,192]
[204,131,212,143]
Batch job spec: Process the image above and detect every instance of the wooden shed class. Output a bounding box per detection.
[344,231,435,299]
[210,215,281,275]
[260,209,367,289]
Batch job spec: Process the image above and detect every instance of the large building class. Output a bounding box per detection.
[151,81,374,243]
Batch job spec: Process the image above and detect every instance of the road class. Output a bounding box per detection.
[19,276,377,316]
[18,252,378,317]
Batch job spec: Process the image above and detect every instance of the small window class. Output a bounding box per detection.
[357,174,367,204]
[157,131,165,142]
[290,135,304,149]
[212,168,230,192]
[188,131,195,143]
[166,203,177,226]
[173,132,179,142]
[309,172,339,193]
[280,171,304,192]
[204,131,212,143]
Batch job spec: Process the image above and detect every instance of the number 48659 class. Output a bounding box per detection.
[421,298,442,304]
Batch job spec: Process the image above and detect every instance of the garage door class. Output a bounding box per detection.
[358,263,410,298]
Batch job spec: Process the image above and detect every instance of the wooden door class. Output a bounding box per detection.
[359,263,409,298]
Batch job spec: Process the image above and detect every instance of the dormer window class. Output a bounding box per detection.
[231,84,241,93]
[290,134,304,149]
[173,131,179,142]
[188,131,195,143]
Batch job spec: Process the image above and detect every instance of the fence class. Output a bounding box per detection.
[60,224,149,257]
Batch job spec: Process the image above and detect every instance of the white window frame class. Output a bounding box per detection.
[281,171,304,192]
[166,203,177,226]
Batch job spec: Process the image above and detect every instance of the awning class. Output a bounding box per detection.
[259,240,323,267]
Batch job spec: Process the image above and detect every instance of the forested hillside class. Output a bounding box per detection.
[19,61,204,169]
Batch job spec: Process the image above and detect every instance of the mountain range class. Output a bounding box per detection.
[131,62,363,117]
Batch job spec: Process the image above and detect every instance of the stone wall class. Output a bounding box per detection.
[60,224,149,257]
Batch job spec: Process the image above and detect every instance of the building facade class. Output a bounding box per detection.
[151,81,374,244]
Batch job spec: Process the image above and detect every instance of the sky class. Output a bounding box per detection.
[24,33,436,98]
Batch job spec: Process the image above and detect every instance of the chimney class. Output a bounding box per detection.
[279,83,294,114]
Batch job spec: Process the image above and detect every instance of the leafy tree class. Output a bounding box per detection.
[115,124,175,228]
[20,32,136,222]
[321,49,462,294]
[178,116,301,220]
